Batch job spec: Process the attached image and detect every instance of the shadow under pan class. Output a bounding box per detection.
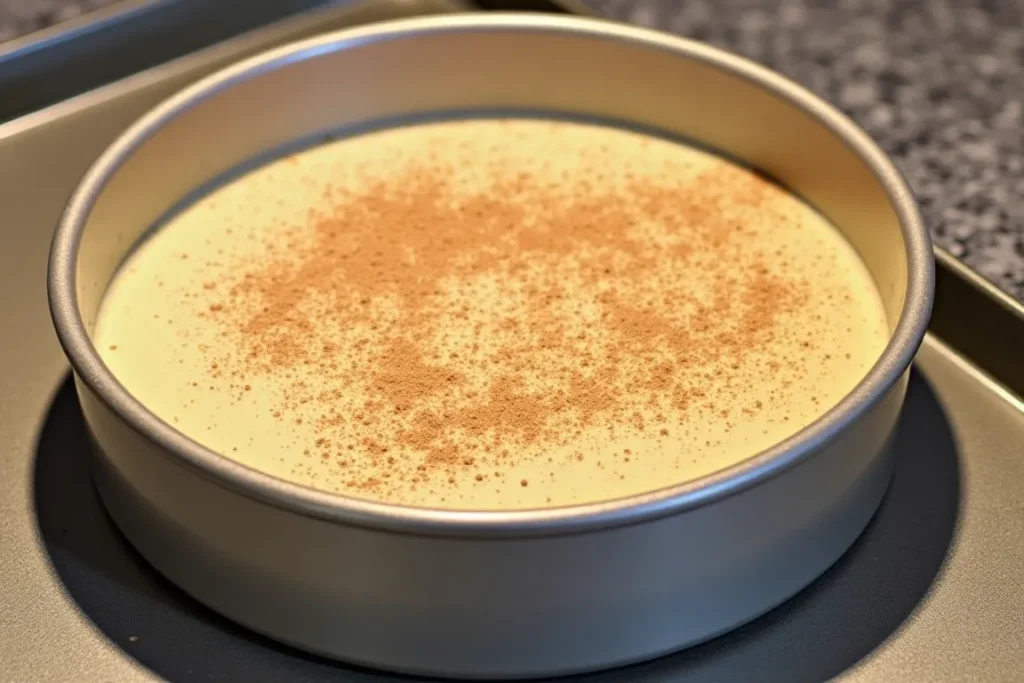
[33,365,959,682]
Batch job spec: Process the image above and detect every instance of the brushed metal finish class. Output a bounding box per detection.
[46,14,934,678]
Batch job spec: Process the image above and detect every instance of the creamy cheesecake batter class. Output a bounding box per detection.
[94,118,890,510]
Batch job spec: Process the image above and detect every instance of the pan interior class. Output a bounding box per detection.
[87,112,890,511]
[64,18,920,519]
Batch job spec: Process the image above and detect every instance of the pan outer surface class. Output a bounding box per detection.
[48,14,933,679]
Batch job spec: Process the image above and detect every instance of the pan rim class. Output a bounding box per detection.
[47,13,934,538]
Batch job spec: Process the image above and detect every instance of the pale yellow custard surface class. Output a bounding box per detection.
[94,118,890,510]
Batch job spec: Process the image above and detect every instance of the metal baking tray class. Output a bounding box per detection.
[0,0,1021,680]
[0,0,420,123]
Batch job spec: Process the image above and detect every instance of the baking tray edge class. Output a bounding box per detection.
[0,0,437,123]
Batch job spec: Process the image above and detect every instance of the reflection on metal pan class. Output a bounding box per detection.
[47,13,933,678]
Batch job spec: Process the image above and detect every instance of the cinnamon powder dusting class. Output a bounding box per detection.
[94,118,891,510]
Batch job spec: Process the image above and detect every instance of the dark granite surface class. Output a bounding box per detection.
[2,0,1023,300]
[0,0,119,42]
[591,0,1024,301]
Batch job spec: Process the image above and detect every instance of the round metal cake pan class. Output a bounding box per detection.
[48,13,934,680]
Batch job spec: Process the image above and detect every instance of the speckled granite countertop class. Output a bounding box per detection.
[594,0,1024,301]
[3,0,1024,300]
[0,0,119,41]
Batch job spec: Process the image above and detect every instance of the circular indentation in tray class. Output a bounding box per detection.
[33,369,959,682]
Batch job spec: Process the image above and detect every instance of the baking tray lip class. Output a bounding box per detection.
[0,0,166,57]
[47,12,934,538]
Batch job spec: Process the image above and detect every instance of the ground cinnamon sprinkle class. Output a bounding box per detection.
[184,119,825,504]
